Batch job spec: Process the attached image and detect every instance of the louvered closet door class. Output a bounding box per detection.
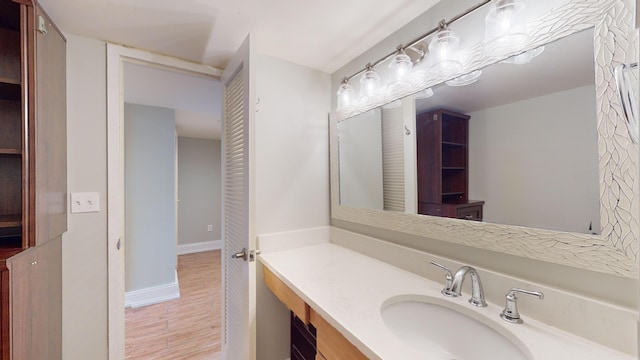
[221,35,256,360]
[382,106,405,211]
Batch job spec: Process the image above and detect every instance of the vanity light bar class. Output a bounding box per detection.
[340,0,492,84]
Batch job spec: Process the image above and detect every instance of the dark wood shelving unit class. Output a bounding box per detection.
[0,1,23,254]
[0,0,68,358]
[416,108,484,221]
[0,215,21,228]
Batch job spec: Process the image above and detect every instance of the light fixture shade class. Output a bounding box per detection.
[428,28,462,76]
[501,46,545,65]
[446,70,482,87]
[360,69,381,101]
[336,82,356,111]
[484,0,528,55]
[388,51,413,84]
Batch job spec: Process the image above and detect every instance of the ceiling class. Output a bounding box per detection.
[40,0,441,140]
[39,0,442,74]
[415,28,595,114]
[123,62,222,140]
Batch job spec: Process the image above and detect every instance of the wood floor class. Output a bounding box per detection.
[125,250,222,359]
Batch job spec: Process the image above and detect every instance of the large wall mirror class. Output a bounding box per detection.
[330,0,639,278]
[339,29,600,234]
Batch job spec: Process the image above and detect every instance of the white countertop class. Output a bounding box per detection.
[259,242,634,360]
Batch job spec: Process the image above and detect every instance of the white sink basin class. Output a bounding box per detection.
[381,295,532,360]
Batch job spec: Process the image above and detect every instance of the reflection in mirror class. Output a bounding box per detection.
[338,28,601,235]
[338,102,407,212]
[415,28,599,234]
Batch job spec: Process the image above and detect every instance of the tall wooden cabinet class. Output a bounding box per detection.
[416,109,483,221]
[0,0,66,358]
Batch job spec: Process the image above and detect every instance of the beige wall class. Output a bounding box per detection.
[63,34,109,359]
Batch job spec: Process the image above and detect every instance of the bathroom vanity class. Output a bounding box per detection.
[259,228,634,359]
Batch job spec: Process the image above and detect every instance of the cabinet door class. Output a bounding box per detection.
[33,6,66,245]
[0,266,8,360]
[8,236,62,359]
[8,247,34,360]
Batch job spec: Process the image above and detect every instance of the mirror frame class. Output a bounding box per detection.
[330,0,639,278]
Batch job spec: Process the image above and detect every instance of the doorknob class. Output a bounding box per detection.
[231,248,247,261]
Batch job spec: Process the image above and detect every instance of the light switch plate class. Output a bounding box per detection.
[70,192,100,213]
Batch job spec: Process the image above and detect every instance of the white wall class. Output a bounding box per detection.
[124,103,177,292]
[63,34,108,360]
[468,85,600,233]
[338,109,383,210]
[62,37,331,360]
[254,54,331,360]
[177,137,221,245]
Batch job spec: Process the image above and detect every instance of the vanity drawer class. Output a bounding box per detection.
[264,267,310,324]
[310,308,367,360]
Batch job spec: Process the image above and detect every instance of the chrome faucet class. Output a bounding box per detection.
[431,261,487,307]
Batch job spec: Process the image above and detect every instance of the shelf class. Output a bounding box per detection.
[442,191,465,196]
[442,141,466,147]
[0,77,19,86]
[0,81,20,101]
[0,214,21,228]
[0,149,20,156]
[0,247,22,264]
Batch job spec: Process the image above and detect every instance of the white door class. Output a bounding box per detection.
[221,34,257,359]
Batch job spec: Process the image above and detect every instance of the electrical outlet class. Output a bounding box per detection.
[207,225,213,232]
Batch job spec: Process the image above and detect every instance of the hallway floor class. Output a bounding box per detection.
[125,250,222,359]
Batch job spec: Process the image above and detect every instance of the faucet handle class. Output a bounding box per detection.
[430,261,453,293]
[500,288,544,324]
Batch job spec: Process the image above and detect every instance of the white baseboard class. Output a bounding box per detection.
[177,240,222,255]
[125,271,180,308]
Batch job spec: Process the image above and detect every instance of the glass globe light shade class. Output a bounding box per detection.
[336,83,356,111]
[428,28,463,76]
[388,51,413,84]
[501,46,545,65]
[446,70,482,87]
[359,69,381,101]
[484,0,528,55]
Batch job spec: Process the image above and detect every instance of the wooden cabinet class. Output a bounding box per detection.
[0,0,25,252]
[309,308,367,360]
[8,236,62,359]
[263,267,368,360]
[416,109,483,221]
[0,0,66,357]
[421,201,484,221]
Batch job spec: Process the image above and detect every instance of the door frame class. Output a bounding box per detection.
[106,44,222,359]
